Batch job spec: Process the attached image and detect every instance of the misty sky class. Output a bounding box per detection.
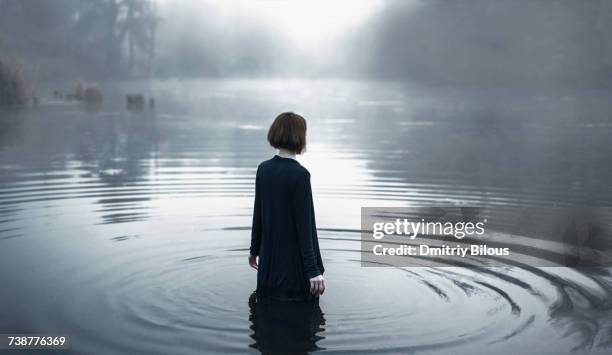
[154,0,397,78]
[1,0,610,87]
[153,0,612,87]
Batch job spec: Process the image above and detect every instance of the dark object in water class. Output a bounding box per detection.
[53,90,63,99]
[149,98,155,108]
[75,83,84,100]
[83,87,103,103]
[32,97,39,105]
[64,83,102,103]
[126,94,145,110]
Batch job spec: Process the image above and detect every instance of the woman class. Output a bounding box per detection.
[249,112,325,301]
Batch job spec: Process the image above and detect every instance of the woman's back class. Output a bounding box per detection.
[250,155,324,301]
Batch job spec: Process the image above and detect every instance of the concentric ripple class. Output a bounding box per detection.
[1,79,612,354]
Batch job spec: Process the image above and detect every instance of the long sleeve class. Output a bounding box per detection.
[250,167,262,256]
[292,171,321,279]
[310,202,325,275]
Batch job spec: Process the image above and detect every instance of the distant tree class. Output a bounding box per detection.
[75,0,158,77]
[0,0,158,80]
[350,0,610,88]
[0,58,28,106]
[120,0,158,74]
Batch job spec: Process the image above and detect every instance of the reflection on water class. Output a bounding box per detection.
[0,79,612,354]
[248,292,325,353]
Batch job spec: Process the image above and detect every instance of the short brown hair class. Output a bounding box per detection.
[267,112,307,154]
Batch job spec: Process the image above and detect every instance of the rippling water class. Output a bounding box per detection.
[1,79,612,354]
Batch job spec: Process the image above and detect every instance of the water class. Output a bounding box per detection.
[1,79,612,354]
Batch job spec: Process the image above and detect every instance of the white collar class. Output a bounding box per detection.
[277,150,297,160]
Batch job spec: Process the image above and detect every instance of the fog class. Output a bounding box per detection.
[131,0,386,78]
[1,0,611,88]
[351,0,612,88]
[3,2,612,353]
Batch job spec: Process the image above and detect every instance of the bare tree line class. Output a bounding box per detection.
[0,0,158,80]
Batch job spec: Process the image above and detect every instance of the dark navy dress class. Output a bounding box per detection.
[250,155,325,301]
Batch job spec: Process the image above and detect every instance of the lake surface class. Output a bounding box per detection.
[1,79,612,354]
